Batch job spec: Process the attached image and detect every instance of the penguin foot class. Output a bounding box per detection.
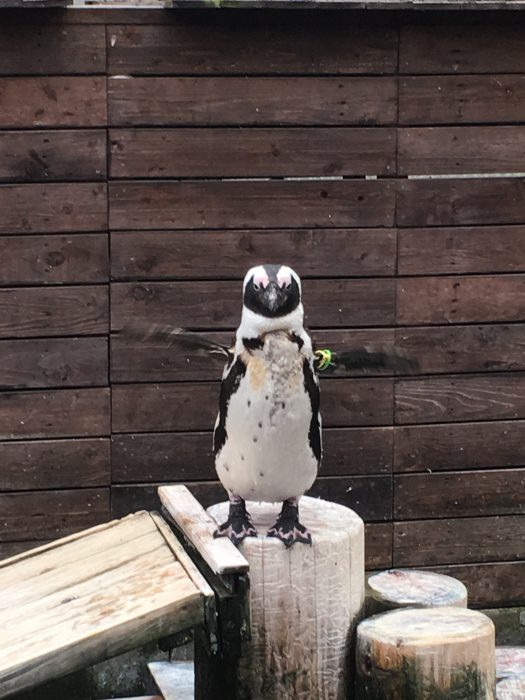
[213,500,258,546]
[267,500,312,548]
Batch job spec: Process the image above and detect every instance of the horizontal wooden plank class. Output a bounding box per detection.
[365,522,392,570]
[0,337,108,389]
[0,184,107,234]
[108,76,397,126]
[428,562,525,608]
[395,375,525,425]
[394,421,525,473]
[399,75,525,125]
[400,23,525,75]
[398,126,525,175]
[0,488,110,542]
[0,387,110,439]
[110,127,395,178]
[397,276,525,325]
[0,286,108,338]
[397,178,525,227]
[395,469,525,519]
[0,25,105,75]
[112,378,393,433]
[0,130,106,183]
[109,180,395,230]
[394,515,525,566]
[0,77,106,128]
[108,21,397,75]
[111,279,395,330]
[395,324,525,374]
[398,226,525,275]
[0,438,110,491]
[0,234,108,286]
[110,229,396,280]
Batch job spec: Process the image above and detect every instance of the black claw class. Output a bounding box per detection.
[267,501,312,548]
[213,500,258,546]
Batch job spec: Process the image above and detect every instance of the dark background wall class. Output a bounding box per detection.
[0,8,524,608]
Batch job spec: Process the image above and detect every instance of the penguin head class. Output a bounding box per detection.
[242,264,302,318]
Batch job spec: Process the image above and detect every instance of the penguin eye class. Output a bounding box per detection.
[285,282,292,290]
[253,282,261,291]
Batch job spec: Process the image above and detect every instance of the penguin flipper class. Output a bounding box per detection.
[315,347,419,375]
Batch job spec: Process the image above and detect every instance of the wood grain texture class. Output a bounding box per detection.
[398,226,525,275]
[0,438,110,490]
[365,522,392,569]
[395,375,525,424]
[394,469,525,519]
[0,234,108,285]
[309,474,392,521]
[0,286,108,338]
[0,337,108,389]
[0,77,107,128]
[110,229,396,280]
[399,75,525,125]
[394,421,525,473]
[0,25,106,75]
[0,130,106,183]
[430,562,525,608]
[0,388,110,439]
[0,184,107,234]
[108,76,397,126]
[394,515,525,566]
[109,180,395,230]
[397,276,525,325]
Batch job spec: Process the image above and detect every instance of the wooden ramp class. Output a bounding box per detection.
[0,510,212,699]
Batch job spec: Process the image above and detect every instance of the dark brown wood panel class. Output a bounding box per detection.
[0,438,110,490]
[395,375,525,425]
[429,562,525,608]
[322,426,393,475]
[0,488,110,542]
[0,387,110,439]
[400,23,525,75]
[394,469,525,519]
[110,229,397,280]
[109,180,395,231]
[0,130,106,182]
[394,515,525,566]
[395,324,525,374]
[110,127,395,178]
[108,76,397,126]
[0,337,108,389]
[398,126,525,175]
[108,21,397,75]
[365,522,393,570]
[0,286,108,338]
[0,234,108,285]
[394,421,525,473]
[399,75,525,125]
[0,183,107,234]
[398,226,525,275]
[0,77,107,128]
[397,178,525,227]
[0,25,106,75]
[397,275,525,325]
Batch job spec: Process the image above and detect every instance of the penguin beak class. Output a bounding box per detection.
[263,281,280,312]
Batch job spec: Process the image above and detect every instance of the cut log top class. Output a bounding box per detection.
[496,647,525,681]
[497,673,525,699]
[366,568,468,609]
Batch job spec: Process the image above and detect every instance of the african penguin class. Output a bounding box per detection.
[213,264,321,548]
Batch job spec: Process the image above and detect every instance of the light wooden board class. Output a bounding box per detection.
[149,661,195,700]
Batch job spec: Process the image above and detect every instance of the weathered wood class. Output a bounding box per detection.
[394,515,525,566]
[496,647,525,681]
[365,523,392,570]
[356,607,495,700]
[110,229,396,280]
[309,475,392,521]
[108,76,397,126]
[0,130,106,182]
[0,438,110,490]
[0,286,108,338]
[497,673,525,699]
[394,421,525,472]
[399,75,525,125]
[0,387,110,439]
[0,25,106,74]
[0,77,106,128]
[398,226,525,275]
[431,562,525,608]
[109,180,395,230]
[0,337,108,388]
[148,661,194,700]
[0,183,107,234]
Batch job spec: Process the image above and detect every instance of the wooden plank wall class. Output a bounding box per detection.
[0,9,524,608]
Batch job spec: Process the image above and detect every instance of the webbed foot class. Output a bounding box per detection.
[267,499,312,548]
[214,499,257,546]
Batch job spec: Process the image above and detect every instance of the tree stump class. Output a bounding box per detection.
[366,569,467,615]
[497,673,525,699]
[496,647,525,681]
[207,496,365,700]
[356,607,496,700]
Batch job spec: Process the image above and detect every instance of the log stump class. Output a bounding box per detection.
[496,647,525,681]
[356,607,496,700]
[366,569,467,615]
[497,673,525,699]
[207,496,365,700]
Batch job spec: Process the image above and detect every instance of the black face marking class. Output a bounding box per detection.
[303,358,322,463]
[244,269,301,318]
[243,336,264,352]
[214,357,247,457]
[290,332,304,350]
